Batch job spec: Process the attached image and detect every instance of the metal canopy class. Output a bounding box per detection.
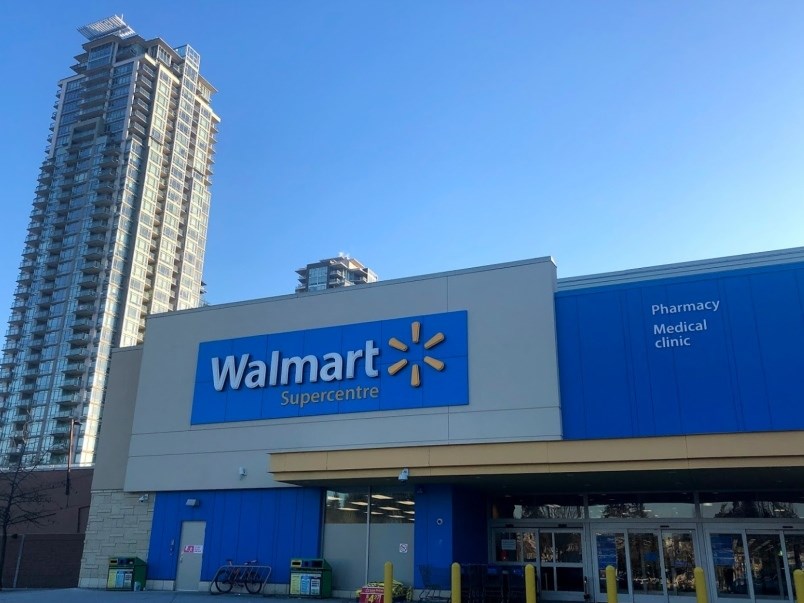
[77,15,135,41]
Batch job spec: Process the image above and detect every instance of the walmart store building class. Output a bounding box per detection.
[79,248,804,603]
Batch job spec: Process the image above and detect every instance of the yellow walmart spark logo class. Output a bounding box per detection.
[387,321,445,387]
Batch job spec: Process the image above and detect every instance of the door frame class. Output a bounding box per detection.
[488,523,590,602]
[702,523,804,603]
[175,520,207,591]
[589,522,701,603]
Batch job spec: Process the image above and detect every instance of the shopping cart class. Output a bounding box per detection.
[418,565,451,603]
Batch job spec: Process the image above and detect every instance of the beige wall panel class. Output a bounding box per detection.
[127,411,451,457]
[447,263,560,415]
[123,259,564,492]
[125,449,282,492]
[684,432,804,458]
[545,437,688,464]
[268,432,804,484]
[323,447,432,471]
[447,407,562,442]
[554,459,693,473]
[429,442,550,466]
[685,457,804,470]
[269,451,329,473]
[92,347,143,491]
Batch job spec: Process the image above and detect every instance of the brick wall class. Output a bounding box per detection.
[0,467,92,588]
[79,489,153,589]
[2,534,85,588]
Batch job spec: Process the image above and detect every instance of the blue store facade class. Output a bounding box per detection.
[80,250,804,602]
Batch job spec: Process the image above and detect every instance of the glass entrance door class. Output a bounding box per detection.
[748,533,788,600]
[629,531,663,601]
[538,530,586,598]
[661,531,697,597]
[491,527,587,602]
[785,533,804,600]
[707,529,804,603]
[594,527,698,603]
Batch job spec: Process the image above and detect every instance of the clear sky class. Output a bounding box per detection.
[0,1,803,306]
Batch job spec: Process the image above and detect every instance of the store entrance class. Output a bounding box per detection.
[591,526,698,603]
[491,527,588,602]
[705,527,804,603]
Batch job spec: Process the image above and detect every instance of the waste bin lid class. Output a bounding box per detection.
[109,556,146,565]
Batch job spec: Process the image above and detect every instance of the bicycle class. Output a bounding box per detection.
[214,559,264,594]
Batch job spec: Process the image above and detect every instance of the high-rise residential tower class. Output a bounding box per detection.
[295,256,378,292]
[0,16,219,466]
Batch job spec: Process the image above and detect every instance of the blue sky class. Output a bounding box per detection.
[0,1,803,305]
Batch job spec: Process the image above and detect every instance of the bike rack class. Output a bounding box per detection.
[210,563,273,596]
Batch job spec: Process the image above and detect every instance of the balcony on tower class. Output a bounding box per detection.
[86,232,106,247]
[88,219,110,233]
[78,274,101,288]
[57,392,83,407]
[61,377,83,391]
[75,303,96,317]
[76,287,98,302]
[93,193,115,207]
[66,347,89,361]
[70,320,94,335]
[62,361,85,376]
[98,168,117,182]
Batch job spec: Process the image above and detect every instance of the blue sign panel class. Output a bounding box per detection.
[191,311,468,424]
[711,535,736,565]
[596,534,618,569]
[556,261,804,439]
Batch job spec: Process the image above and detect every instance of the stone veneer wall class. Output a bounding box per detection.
[79,490,154,589]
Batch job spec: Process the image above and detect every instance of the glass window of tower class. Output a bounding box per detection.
[308,267,327,291]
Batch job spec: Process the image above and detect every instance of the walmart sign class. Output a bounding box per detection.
[191,311,468,424]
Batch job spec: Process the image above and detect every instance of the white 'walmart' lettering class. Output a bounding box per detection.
[211,340,380,391]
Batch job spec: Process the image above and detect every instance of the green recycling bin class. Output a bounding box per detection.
[289,558,332,597]
[106,556,147,590]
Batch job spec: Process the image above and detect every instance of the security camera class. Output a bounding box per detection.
[238,466,247,478]
[138,494,149,503]
[398,468,409,482]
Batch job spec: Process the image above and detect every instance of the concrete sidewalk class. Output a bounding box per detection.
[0,589,206,602]
[0,590,352,603]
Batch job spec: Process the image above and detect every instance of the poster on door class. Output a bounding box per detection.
[597,535,618,569]
[710,535,735,565]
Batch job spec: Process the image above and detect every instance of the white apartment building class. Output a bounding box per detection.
[296,256,379,292]
[0,15,219,467]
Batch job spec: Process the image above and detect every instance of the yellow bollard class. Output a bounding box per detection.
[525,563,537,603]
[606,565,618,603]
[694,567,708,603]
[794,569,804,603]
[385,562,393,603]
[451,563,461,603]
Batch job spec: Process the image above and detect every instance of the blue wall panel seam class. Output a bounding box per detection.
[621,290,638,436]
[719,277,745,432]
[747,276,774,430]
